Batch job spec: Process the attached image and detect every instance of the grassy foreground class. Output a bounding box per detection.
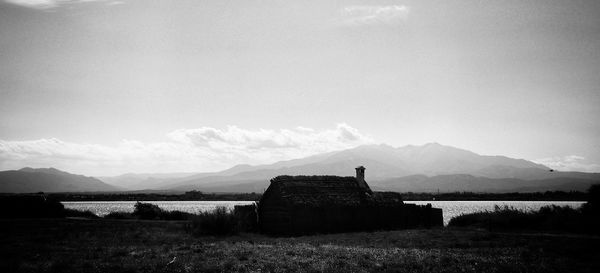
[1,219,599,273]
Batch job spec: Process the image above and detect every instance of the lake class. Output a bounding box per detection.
[62,200,585,225]
[62,201,256,218]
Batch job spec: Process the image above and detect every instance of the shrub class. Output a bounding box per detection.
[189,206,237,236]
[132,201,163,220]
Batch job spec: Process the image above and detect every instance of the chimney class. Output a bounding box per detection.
[355,166,372,193]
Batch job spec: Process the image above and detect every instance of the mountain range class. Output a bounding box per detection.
[0,167,120,193]
[1,143,599,193]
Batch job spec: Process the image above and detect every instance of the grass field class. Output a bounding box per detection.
[1,218,599,273]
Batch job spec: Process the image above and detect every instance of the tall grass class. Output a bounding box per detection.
[64,208,99,218]
[188,206,238,236]
[448,205,587,232]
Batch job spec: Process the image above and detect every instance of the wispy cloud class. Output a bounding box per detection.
[0,123,374,176]
[3,0,123,9]
[337,5,410,26]
[106,0,123,6]
[533,155,600,172]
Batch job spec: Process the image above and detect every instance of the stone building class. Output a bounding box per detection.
[257,167,442,235]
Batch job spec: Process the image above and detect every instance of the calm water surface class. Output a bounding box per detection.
[62,201,255,217]
[63,200,585,225]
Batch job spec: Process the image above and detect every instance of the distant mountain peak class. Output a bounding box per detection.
[18,167,71,176]
[424,142,442,146]
[231,163,253,168]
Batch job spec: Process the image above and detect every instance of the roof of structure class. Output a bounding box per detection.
[267,175,365,207]
[264,175,403,207]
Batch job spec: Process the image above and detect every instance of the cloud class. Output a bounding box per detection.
[0,123,374,176]
[106,1,123,6]
[4,0,57,9]
[3,0,122,9]
[338,5,410,26]
[533,155,600,172]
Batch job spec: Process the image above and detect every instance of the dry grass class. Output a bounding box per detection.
[1,218,598,273]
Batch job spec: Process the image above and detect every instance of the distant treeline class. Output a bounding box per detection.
[45,191,262,201]
[400,191,587,201]
[0,190,587,202]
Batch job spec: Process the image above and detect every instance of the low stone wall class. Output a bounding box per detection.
[256,202,443,235]
[234,204,258,232]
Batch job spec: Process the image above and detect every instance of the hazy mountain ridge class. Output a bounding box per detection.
[110,143,598,193]
[5,143,596,193]
[98,172,201,190]
[0,168,120,193]
[156,143,553,190]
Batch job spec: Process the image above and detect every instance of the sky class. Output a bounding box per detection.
[1,0,599,176]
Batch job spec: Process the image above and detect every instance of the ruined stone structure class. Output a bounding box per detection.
[257,167,443,235]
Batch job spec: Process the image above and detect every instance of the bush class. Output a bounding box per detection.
[132,201,163,220]
[189,206,238,236]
